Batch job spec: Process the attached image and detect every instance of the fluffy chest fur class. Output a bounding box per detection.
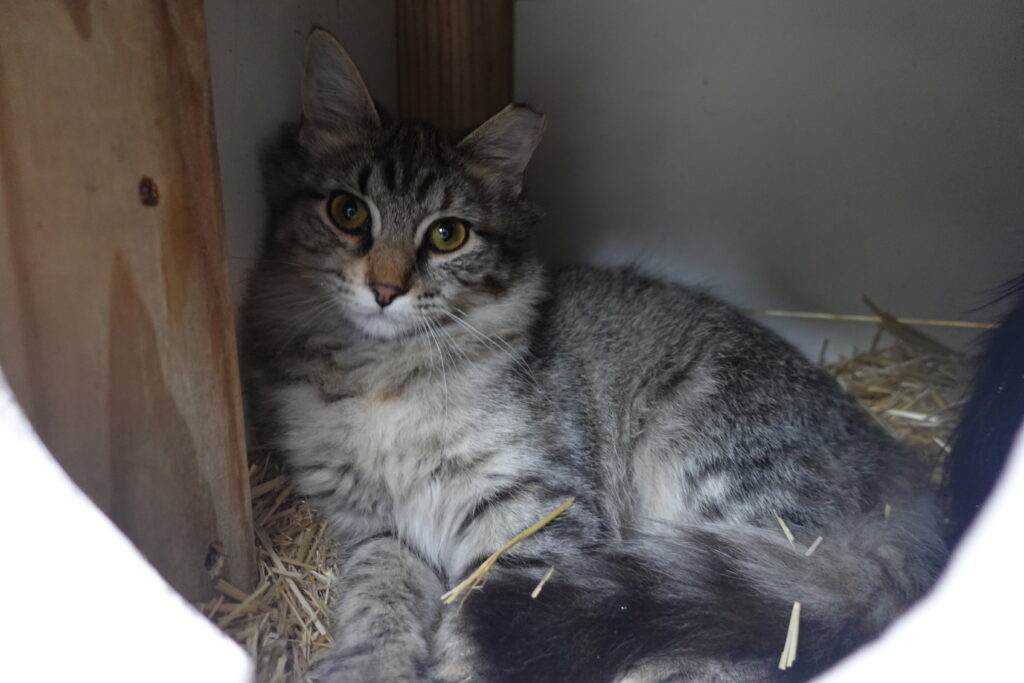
[274,341,541,572]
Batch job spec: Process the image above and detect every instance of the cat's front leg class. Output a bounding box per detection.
[315,535,442,683]
[428,606,482,683]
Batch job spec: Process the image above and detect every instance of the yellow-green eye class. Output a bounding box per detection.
[328,192,370,233]
[427,218,469,253]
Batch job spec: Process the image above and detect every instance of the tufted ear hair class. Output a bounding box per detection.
[458,104,545,193]
[300,29,380,147]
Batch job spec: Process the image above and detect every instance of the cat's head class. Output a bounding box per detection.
[259,29,545,341]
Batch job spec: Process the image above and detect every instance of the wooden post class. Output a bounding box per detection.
[396,0,514,133]
[0,1,256,600]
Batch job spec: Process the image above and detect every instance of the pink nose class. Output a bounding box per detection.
[369,282,406,308]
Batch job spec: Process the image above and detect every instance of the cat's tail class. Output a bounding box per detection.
[944,271,1024,549]
[460,494,943,682]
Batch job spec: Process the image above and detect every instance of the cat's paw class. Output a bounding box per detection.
[427,646,475,683]
[310,645,425,683]
[426,660,474,683]
[427,612,479,683]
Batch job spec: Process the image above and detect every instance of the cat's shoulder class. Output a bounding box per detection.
[547,264,733,320]
[539,264,809,370]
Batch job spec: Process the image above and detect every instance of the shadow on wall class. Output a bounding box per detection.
[516,0,1024,358]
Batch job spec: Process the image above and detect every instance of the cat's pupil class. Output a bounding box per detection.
[437,223,452,241]
[343,200,358,220]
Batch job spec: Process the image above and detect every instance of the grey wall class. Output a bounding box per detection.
[207,1,1024,359]
[516,0,1024,357]
[204,0,396,302]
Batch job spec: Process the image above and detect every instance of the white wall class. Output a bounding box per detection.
[204,0,396,302]
[207,1,1024,359]
[516,0,1024,357]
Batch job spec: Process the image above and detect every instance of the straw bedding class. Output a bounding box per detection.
[196,328,971,682]
[197,457,339,682]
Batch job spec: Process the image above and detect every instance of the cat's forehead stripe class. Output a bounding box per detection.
[415,172,437,204]
[381,157,397,192]
[357,165,372,195]
[399,127,425,191]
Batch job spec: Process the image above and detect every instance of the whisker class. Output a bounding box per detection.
[423,321,450,403]
[433,322,472,364]
[415,319,437,379]
[441,310,540,390]
[422,319,452,458]
[451,306,525,356]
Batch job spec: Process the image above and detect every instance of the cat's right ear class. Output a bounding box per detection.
[300,29,380,147]
[458,104,545,193]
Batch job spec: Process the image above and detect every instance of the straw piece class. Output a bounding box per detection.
[215,579,251,603]
[218,581,271,628]
[278,556,318,571]
[531,566,556,599]
[285,578,329,637]
[256,526,303,579]
[804,536,823,557]
[295,526,314,564]
[773,511,796,548]
[259,484,294,526]
[861,297,957,356]
[778,601,801,670]
[304,523,328,565]
[250,475,289,499]
[869,325,884,353]
[204,595,224,619]
[885,409,940,424]
[442,497,575,605]
[743,308,994,330]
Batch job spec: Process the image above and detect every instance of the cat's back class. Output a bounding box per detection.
[537,265,813,386]
[543,265,721,346]
[534,265,896,526]
[536,264,874,446]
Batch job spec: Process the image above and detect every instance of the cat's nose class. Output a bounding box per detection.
[368,282,407,308]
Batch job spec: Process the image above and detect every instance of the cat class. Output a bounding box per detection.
[240,29,944,683]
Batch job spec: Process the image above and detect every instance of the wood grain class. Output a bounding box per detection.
[0,0,256,600]
[396,0,514,133]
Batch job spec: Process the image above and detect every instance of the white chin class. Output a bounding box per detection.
[351,310,417,340]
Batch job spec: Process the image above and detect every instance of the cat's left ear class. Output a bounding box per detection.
[458,105,545,192]
[300,29,381,147]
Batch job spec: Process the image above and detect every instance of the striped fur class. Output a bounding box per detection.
[240,30,944,682]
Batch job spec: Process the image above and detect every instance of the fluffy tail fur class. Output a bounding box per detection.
[462,493,942,682]
[944,273,1024,548]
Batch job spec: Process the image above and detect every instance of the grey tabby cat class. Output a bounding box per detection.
[242,29,944,683]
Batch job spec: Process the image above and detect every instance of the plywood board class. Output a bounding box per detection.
[397,0,514,132]
[0,0,256,600]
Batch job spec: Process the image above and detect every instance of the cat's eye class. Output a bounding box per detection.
[427,218,469,253]
[328,192,370,234]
